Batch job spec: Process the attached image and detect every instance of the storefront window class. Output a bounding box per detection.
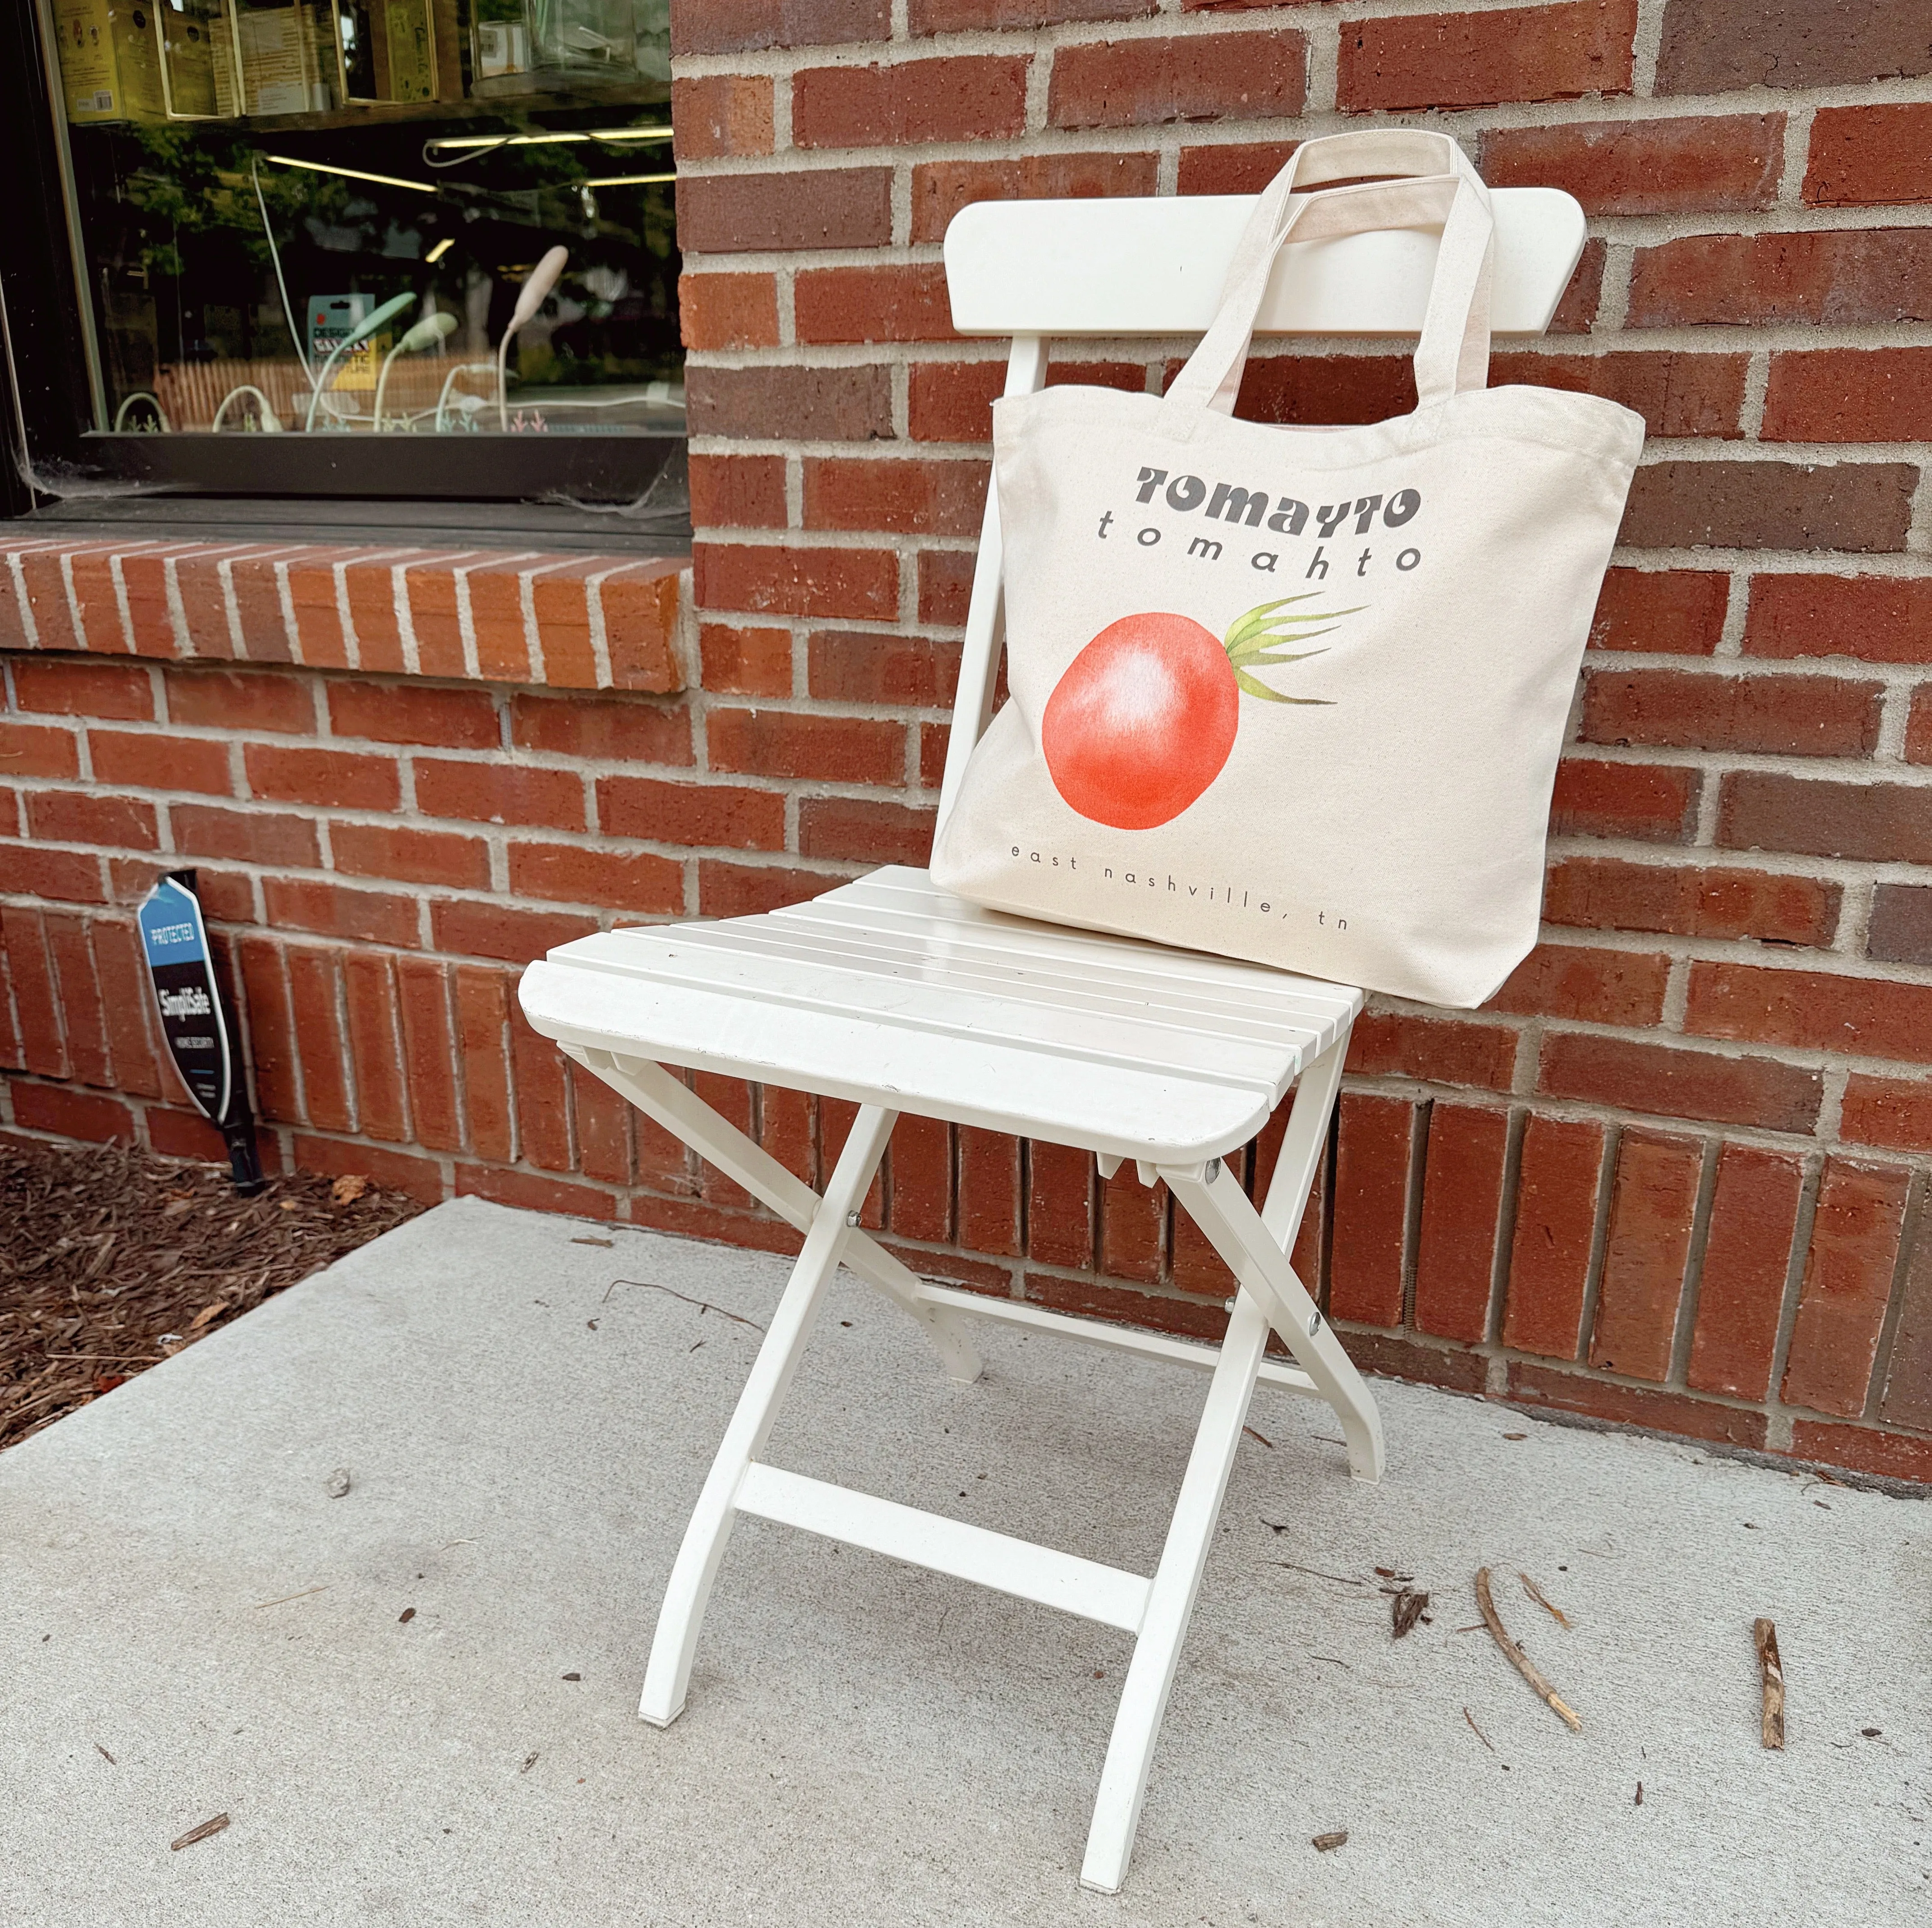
[13,0,680,506]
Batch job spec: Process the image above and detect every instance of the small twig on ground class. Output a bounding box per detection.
[1243,1425,1274,1449]
[251,1585,330,1610]
[170,1814,230,1851]
[1519,1572,1572,1629]
[603,1279,765,1331]
[1391,1587,1430,1638]
[1265,1558,1367,1587]
[43,1353,166,1364]
[95,1743,116,1765]
[1462,1707,1495,1753]
[1475,1568,1582,1733]
[5,1388,87,1423]
[1755,1618,1785,1750]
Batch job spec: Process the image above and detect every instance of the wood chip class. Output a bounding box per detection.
[0,1141,421,1451]
[1755,1617,1785,1749]
[1311,1830,1348,1852]
[398,1607,416,1624]
[95,1743,116,1765]
[570,1237,614,1248]
[1475,1567,1581,1733]
[1518,1572,1572,1629]
[1391,1587,1429,1639]
[1635,1781,1643,1805]
[170,1813,230,1851]
[330,1174,370,1204]
[1242,1425,1274,1449]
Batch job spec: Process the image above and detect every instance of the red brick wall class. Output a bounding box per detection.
[6,0,1932,1485]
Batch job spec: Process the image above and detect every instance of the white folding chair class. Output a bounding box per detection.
[518,179,1585,1892]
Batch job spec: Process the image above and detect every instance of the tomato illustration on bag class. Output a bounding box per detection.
[1040,595,1355,830]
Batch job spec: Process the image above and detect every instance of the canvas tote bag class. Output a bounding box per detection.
[930,131,1645,1008]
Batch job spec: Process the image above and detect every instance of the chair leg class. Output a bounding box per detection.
[638,1104,898,1728]
[1256,1029,1347,1257]
[1164,1160,1385,1485]
[572,1047,982,1385]
[1080,1288,1271,1894]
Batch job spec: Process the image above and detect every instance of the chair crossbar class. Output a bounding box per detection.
[736,1464,1153,1634]
[911,1280,1320,1398]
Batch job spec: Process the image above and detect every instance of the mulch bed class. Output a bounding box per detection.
[1,1138,424,1451]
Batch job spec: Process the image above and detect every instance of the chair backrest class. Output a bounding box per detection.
[929,186,1587,838]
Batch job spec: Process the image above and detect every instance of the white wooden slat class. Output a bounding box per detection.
[771,910,1358,1034]
[524,864,1366,1157]
[735,1464,1153,1634]
[770,873,1362,1041]
[546,935,1303,1093]
[551,877,1351,1074]
[793,870,1362,1011]
[520,958,1280,1160]
[914,1283,1320,1397]
[944,188,1584,338]
[652,923,1339,1054]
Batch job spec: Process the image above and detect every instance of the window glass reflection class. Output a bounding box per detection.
[49,0,679,454]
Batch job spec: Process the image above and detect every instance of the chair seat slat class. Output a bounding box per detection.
[543,937,1311,1091]
[529,870,1367,1148]
[625,921,1347,1050]
[524,961,1281,1158]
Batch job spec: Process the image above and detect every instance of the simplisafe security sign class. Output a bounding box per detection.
[138,872,235,1124]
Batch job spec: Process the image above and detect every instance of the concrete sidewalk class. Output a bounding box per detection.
[2,1197,1927,1927]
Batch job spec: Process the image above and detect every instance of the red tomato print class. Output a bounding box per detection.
[1042,596,1352,830]
[1041,614,1236,830]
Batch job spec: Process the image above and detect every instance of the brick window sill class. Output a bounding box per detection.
[0,538,691,694]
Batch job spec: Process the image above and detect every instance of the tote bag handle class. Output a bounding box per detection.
[1156,143,1495,438]
[1208,128,1492,304]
